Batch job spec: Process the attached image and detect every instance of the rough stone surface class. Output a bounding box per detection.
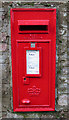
[0,1,68,119]
[1,0,69,2]
[0,84,2,111]
[2,64,10,84]
[58,94,67,106]
[2,84,11,112]
[0,112,2,120]
[0,64,2,84]
[6,112,24,118]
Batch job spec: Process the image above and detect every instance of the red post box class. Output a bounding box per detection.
[11,8,56,112]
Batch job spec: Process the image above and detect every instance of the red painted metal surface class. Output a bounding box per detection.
[11,8,56,112]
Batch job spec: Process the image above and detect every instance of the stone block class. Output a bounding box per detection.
[0,84,2,114]
[58,11,67,28]
[1,24,8,33]
[58,75,67,81]
[60,53,67,61]
[2,97,11,112]
[0,33,2,42]
[2,64,10,84]
[0,64,2,84]
[7,21,11,37]
[0,112,2,120]
[58,83,67,94]
[2,84,11,98]
[2,32,7,42]
[56,105,67,112]
[59,28,67,37]
[60,60,67,67]
[58,36,67,45]
[0,54,9,64]
[59,36,67,42]
[2,111,7,118]
[24,113,40,118]
[0,2,2,8]
[59,47,67,56]
[61,67,68,75]
[0,97,2,113]
[0,84,2,96]
[6,112,24,118]
[0,14,2,22]
[59,3,67,12]
[2,0,69,3]
[58,111,68,119]
[0,43,7,52]
[67,76,69,82]
[58,94,67,106]
[0,22,2,29]
[0,53,9,64]
[41,113,57,119]
[67,12,69,22]
[2,84,11,112]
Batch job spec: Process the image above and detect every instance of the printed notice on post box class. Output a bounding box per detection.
[26,50,39,74]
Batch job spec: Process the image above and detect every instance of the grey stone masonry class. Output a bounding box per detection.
[1,0,69,2]
[0,1,68,119]
[0,2,3,120]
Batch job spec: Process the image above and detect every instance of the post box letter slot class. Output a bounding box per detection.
[18,20,49,33]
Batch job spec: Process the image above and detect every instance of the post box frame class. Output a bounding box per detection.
[11,8,56,112]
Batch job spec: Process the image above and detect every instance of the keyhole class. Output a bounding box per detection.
[24,78,26,81]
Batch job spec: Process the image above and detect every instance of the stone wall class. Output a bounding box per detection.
[0,1,68,119]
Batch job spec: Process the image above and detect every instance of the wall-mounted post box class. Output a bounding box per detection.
[11,8,56,112]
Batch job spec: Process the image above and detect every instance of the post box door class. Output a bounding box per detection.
[15,40,55,111]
